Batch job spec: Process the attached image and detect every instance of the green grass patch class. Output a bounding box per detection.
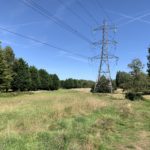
[0,89,149,149]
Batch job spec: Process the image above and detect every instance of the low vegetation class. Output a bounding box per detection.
[0,89,149,150]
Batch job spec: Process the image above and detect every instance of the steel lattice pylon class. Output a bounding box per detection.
[91,20,118,93]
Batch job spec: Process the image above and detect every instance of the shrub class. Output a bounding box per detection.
[90,84,95,93]
[125,92,143,101]
[93,76,111,93]
[142,90,150,95]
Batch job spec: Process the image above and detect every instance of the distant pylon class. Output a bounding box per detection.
[91,20,118,93]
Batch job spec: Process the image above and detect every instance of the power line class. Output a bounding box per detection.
[20,0,92,44]
[95,0,113,24]
[24,0,92,43]
[0,26,88,59]
[76,0,99,25]
[57,0,92,28]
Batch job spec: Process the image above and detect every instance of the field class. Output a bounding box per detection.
[0,89,150,150]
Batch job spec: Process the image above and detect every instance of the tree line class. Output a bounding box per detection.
[0,42,95,92]
[116,60,149,91]
[116,47,150,94]
[0,44,60,92]
[60,78,94,89]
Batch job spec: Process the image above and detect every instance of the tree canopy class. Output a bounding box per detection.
[147,48,150,77]
[11,58,31,91]
[0,42,61,92]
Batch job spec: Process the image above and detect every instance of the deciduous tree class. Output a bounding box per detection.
[128,58,148,92]
[128,58,144,77]
[116,71,132,90]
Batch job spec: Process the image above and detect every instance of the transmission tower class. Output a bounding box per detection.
[91,20,118,93]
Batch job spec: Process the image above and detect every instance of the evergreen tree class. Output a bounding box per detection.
[93,76,110,93]
[63,78,74,89]
[147,48,150,77]
[0,49,7,91]
[49,74,59,90]
[0,44,13,91]
[3,46,15,67]
[3,46,15,91]
[0,42,61,92]
[38,69,49,90]
[73,79,78,88]
[60,80,65,88]
[2,64,13,92]
[48,75,53,90]
[61,79,95,89]
[29,66,40,91]
[11,58,31,91]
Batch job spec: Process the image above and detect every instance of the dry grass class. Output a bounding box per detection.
[70,88,91,93]
[0,90,108,134]
[0,89,150,150]
[144,95,150,99]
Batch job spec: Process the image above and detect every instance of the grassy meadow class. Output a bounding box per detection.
[0,89,150,150]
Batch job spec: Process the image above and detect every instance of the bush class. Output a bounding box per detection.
[90,84,95,93]
[125,92,143,101]
[142,90,150,95]
[93,76,111,93]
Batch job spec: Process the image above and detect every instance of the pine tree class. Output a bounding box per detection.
[147,48,150,77]
[0,49,7,91]
[3,46,15,91]
[52,74,59,90]
[63,78,74,89]
[11,58,31,91]
[3,46,15,66]
[29,66,40,91]
[0,44,13,91]
[49,74,59,90]
[94,76,110,93]
[38,69,49,90]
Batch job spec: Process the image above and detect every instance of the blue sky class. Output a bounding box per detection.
[0,0,150,81]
